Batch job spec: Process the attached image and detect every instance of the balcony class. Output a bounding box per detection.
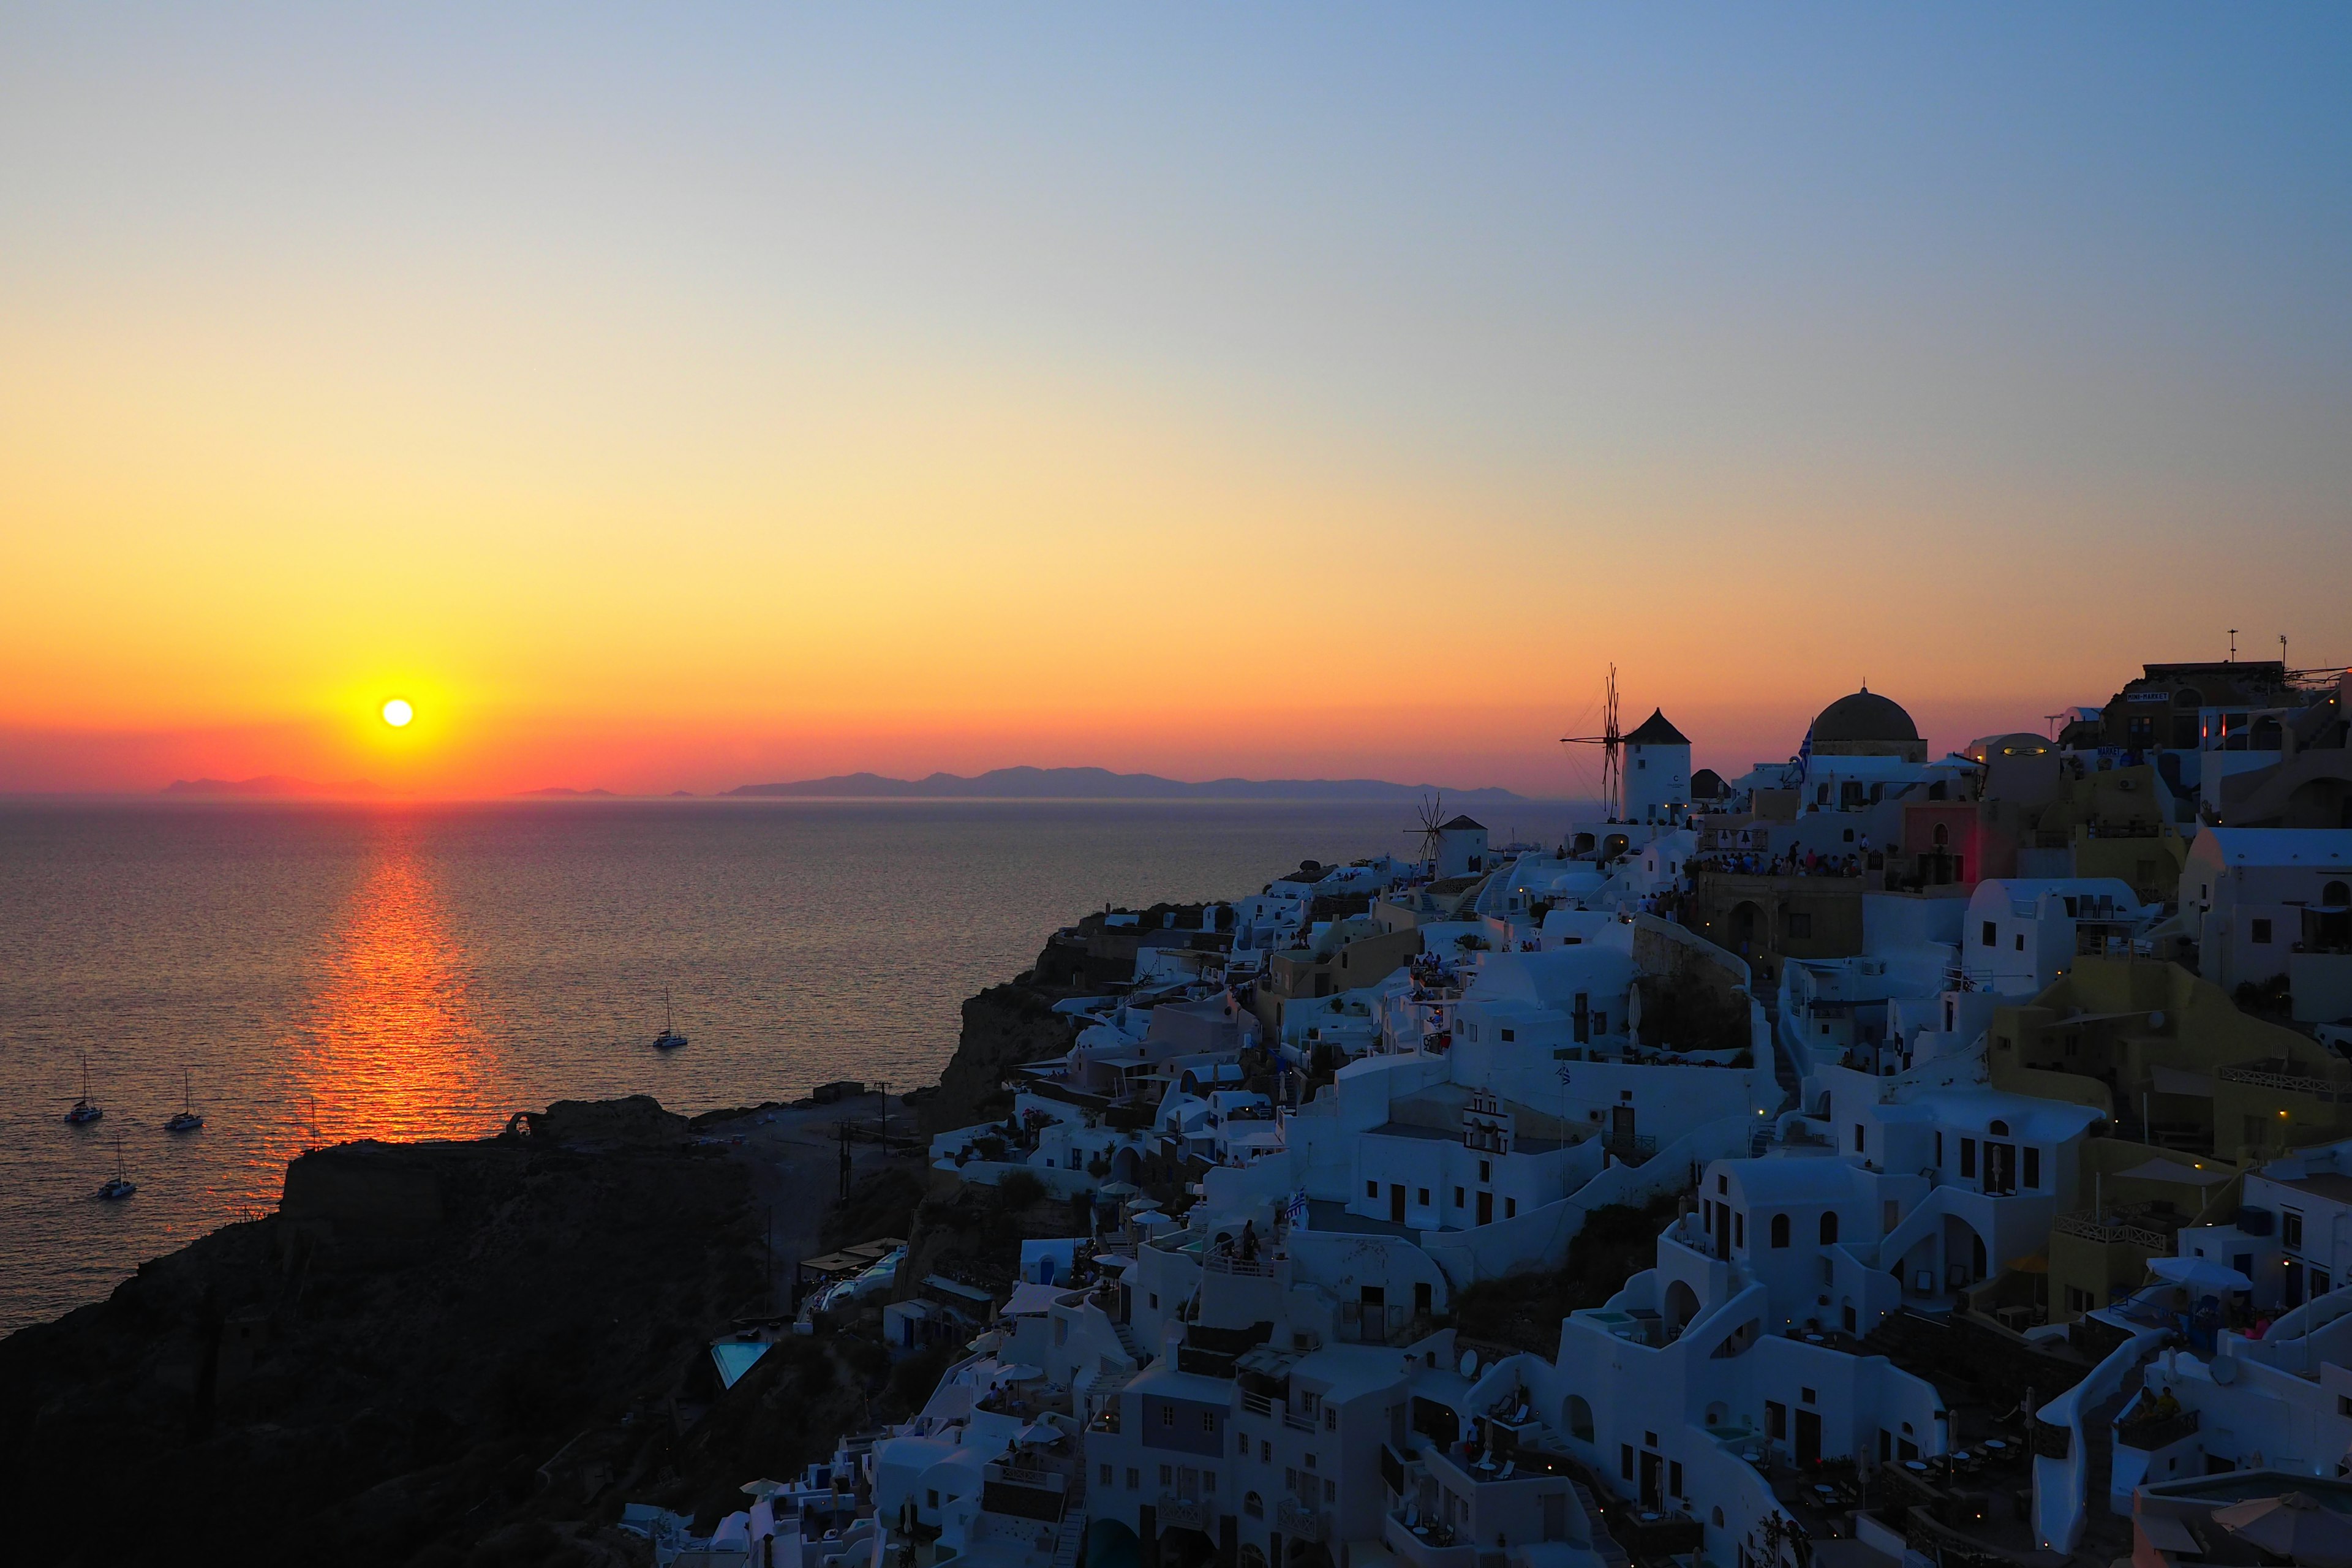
[1275,1498,1329,1541]
[2054,1207,2177,1254]
[2115,1407,2199,1452]
[2218,1061,2344,1098]
[1616,1510,1704,1557]
[1155,1495,1209,1533]
[1382,1513,1477,1568]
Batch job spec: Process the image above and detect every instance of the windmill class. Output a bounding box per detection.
[1405,791,1448,874]
[1561,664,1624,822]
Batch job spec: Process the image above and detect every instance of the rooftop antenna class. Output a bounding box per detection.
[1406,792,1447,872]
[1560,665,1623,822]
[2229,628,2238,662]
[2282,634,2289,666]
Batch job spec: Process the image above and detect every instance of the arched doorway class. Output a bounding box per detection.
[1088,1520,1142,1568]
[1563,1395,1596,1442]
[1664,1279,1702,1335]
[1940,1215,1989,1292]
[1157,1526,1216,1568]
[1728,901,1763,959]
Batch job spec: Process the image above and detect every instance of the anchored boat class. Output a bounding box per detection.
[96,1135,135,1201]
[64,1054,103,1126]
[165,1069,205,1133]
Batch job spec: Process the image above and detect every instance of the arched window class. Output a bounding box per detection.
[1244,1493,1264,1519]
[1713,1508,1725,1528]
[2327,881,2350,908]
[1564,1395,1596,1441]
[1819,1211,1838,1245]
[1770,1213,1790,1248]
[1932,823,1950,847]
[1988,1120,2008,1137]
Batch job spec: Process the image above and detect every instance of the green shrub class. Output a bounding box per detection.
[995,1171,1047,1210]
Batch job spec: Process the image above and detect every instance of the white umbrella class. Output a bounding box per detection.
[2212,1490,2352,1568]
[2149,1255,2252,1293]
[992,1363,1046,1384]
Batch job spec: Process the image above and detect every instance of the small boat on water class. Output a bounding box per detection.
[654,989,688,1051]
[165,1070,205,1133]
[97,1135,135,1201]
[64,1054,103,1126]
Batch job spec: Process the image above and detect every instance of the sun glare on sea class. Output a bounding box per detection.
[382,698,414,728]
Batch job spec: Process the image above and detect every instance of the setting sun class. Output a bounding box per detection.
[382,699,414,729]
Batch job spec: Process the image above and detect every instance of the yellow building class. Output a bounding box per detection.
[1989,955,2352,1163]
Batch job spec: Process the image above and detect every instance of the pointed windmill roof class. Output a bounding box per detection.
[1439,815,1486,831]
[1623,708,1689,745]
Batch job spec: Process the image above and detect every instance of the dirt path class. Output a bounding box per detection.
[706,1095,916,1308]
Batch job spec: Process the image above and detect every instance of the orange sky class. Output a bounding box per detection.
[4,10,2347,797]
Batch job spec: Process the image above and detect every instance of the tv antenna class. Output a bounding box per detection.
[1561,665,1624,821]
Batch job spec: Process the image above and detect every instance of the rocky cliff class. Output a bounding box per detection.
[0,1107,760,1568]
[917,979,1082,1135]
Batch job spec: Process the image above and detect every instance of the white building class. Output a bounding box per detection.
[2180,828,2352,994]
[1959,877,2155,997]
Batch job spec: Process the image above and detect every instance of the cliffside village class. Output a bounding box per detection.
[639,661,2352,1568]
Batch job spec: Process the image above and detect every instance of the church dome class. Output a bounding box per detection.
[1812,687,1920,747]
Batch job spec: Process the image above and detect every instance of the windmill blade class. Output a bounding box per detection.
[1404,790,1446,868]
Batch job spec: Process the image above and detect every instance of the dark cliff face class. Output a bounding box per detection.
[0,1118,760,1568]
[918,981,1082,1136]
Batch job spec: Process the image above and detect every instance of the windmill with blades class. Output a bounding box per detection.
[1404,791,1488,881]
[1561,664,1624,823]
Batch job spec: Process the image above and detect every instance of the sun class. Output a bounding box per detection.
[382,698,415,728]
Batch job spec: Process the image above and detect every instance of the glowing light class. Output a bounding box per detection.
[382,698,414,728]
[290,824,499,1150]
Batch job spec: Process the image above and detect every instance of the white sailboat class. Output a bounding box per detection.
[166,1069,205,1133]
[654,989,689,1051]
[97,1134,135,1200]
[64,1054,103,1125]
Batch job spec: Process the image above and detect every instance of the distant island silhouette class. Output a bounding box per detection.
[162,775,394,797]
[513,786,618,798]
[724,766,1528,802]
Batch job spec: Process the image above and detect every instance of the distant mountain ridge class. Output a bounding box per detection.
[724,766,1526,802]
[163,775,394,797]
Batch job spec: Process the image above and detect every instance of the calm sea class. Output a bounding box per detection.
[0,797,1577,1332]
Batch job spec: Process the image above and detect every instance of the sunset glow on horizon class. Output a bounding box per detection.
[5,9,2350,799]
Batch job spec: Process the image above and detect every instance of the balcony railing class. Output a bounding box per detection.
[2116,1408,2199,1451]
[2053,1210,2171,1253]
[2218,1063,2347,1099]
[1276,1498,1329,1541]
[1155,1496,1208,1532]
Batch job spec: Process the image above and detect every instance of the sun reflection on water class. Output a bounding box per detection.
[289,824,494,1147]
